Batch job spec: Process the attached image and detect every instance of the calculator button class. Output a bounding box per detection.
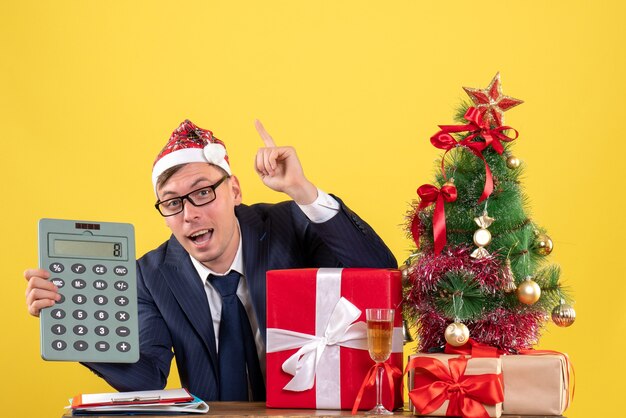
[72,294,87,305]
[57,294,65,304]
[71,263,86,274]
[115,296,129,306]
[50,309,66,319]
[94,310,109,321]
[72,309,88,320]
[95,341,110,352]
[93,264,107,275]
[94,295,108,305]
[72,279,87,289]
[49,263,64,273]
[114,281,129,291]
[116,326,130,337]
[115,311,130,322]
[93,280,107,290]
[73,325,88,336]
[50,278,65,288]
[114,266,129,276]
[73,341,89,351]
[51,324,66,335]
[116,342,131,352]
[95,326,109,336]
[51,340,67,351]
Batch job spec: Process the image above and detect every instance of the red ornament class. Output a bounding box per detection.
[463,73,523,127]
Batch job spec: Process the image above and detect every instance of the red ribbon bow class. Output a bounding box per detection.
[406,355,504,418]
[410,183,457,255]
[430,107,519,203]
[351,362,402,415]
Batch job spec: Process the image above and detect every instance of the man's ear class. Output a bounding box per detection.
[229,175,243,205]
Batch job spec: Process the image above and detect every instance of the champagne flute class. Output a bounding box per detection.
[366,308,395,415]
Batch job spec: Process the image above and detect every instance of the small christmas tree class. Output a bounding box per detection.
[403,73,576,353]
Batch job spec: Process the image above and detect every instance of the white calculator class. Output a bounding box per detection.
[38,219,139,362]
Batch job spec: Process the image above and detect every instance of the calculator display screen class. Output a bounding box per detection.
[53,239,123,259]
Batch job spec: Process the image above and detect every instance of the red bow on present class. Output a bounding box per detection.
[406,355,504,418]
[410,183,457,255]
[430,107,519,203]
[351,362,402,415]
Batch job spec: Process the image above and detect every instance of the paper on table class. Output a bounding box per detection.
[71,388,193,408]
[69,394,209,415]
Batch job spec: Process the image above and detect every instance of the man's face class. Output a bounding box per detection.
[157,162,242,273]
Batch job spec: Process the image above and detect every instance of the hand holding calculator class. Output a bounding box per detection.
[38,219,139,363]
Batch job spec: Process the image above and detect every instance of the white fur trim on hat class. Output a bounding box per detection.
[203,143,227,167]
[152,145,231,194]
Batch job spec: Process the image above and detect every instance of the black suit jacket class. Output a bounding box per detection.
[86,197,396,401]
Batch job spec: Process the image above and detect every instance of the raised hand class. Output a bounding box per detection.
[254,120,318,205]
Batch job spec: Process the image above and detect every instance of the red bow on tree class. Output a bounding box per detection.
[430,107,519,203]
[410,182,457,256]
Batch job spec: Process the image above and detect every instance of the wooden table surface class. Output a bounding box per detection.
[61,401,564,417]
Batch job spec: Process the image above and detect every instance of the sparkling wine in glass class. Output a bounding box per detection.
[366,308,394,415]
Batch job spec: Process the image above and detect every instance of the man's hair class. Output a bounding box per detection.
[156,163,230,191]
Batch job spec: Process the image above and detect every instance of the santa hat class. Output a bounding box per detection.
[152,120,231,193]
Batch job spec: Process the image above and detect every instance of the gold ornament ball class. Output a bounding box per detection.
[506,155,521,169]
[517,278,541,305]
[473,228,492,247]
[534,234,554,256]
[552,303,576,327]
[444,322,470,347]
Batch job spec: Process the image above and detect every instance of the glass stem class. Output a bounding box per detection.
[376,363,384,407]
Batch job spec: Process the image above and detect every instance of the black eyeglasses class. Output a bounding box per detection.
[154,176,229,217]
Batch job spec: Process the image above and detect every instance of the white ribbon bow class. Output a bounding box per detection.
[266,296,368,392]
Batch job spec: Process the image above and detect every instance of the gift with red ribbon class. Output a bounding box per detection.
[441,339,573,415]
[406,353,504,418]
[266,268,403,410]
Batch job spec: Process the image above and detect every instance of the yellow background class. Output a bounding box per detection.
[1,1,624,417]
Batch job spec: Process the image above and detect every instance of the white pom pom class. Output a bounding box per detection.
[203,143,226,165]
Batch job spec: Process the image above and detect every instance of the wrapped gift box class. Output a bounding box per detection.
[266,268,403,410]
[501,353,570,415]
[406,353,503,417]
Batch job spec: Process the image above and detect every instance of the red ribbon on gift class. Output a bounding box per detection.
[444,340,575,410]
[351,362,402,415]
[406,355,504,418]
[430,107,519,203]
[410,182,457,255]
[444,338,504,358]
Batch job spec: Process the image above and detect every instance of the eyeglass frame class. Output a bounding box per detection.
[154,175,229,217]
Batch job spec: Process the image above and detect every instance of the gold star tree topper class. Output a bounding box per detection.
[463,72,523,127]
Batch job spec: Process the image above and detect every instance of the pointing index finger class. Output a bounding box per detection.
[255,119,277,148]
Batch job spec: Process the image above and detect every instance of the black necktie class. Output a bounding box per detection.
[209,271,265,401]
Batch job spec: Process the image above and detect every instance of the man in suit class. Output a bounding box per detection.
[24,119,397,402]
